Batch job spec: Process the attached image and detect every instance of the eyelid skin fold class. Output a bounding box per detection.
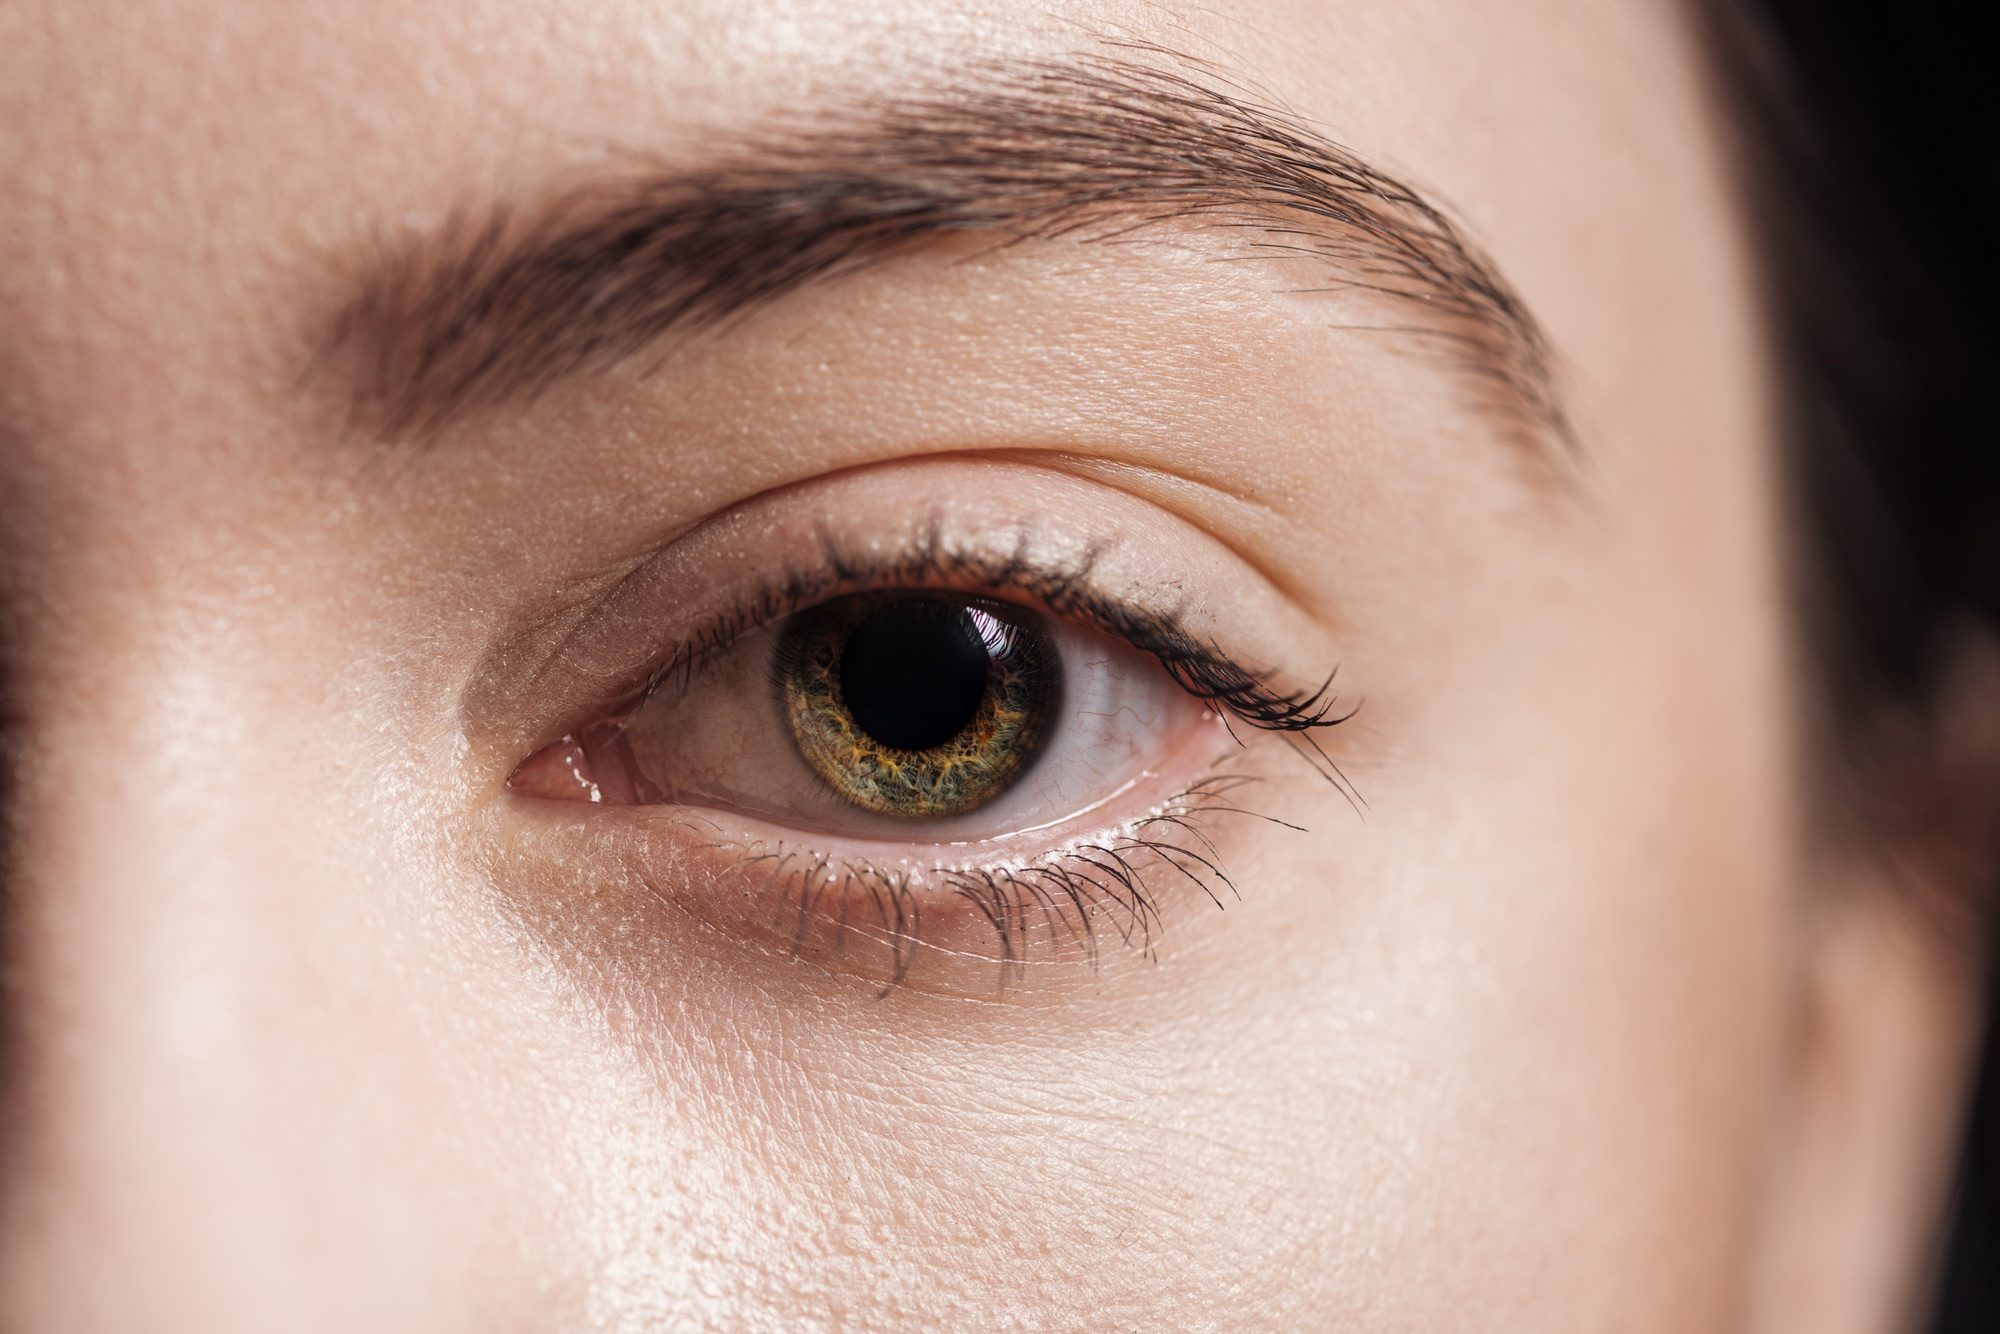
[466,461,1348,767]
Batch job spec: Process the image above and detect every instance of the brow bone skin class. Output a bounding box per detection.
[325,53,1568,454]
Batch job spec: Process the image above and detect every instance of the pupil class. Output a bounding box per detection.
[838,599,993,751]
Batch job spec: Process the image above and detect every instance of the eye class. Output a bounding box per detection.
[493,528,1355,982]
[778,594,1055,819]
[508,589,1212,841]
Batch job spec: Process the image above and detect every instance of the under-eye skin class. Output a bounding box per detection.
[506,538,1355,977]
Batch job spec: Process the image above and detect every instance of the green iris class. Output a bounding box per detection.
[778,594,1055,818]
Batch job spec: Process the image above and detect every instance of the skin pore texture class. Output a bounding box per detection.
[0,2,1990,1331]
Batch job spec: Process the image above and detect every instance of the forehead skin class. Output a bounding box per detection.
[0,1,1787,1331]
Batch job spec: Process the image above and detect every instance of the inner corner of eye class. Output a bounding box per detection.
[506,729,597,803]
[507,712,669,806]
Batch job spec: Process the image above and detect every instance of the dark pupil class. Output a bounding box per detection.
[838,599,992,751]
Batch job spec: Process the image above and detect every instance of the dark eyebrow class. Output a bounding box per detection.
[323,53,1569,453]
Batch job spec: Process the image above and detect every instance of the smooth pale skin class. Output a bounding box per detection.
[0,1,1992,1330]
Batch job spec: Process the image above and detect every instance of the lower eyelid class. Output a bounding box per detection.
[507,711,1289,991]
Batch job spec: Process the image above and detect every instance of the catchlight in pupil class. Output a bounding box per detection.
[838,600,993,751]
[779,593,1057,818]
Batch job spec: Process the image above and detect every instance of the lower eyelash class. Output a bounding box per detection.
[668,770,1305,993]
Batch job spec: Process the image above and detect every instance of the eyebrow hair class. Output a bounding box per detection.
[325,53,1569,453]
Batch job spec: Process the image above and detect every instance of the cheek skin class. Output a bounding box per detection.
[0,581,590,1329]
[465,392,1793,1330]
[0,0,1806,1331]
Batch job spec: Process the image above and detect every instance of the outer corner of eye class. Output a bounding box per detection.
[507,732,603,803]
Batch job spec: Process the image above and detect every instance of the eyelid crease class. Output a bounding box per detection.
[613,446,1338,636]
[984,447,1333,625]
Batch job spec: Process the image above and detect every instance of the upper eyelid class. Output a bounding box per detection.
[628,533,1356,747]
[460,462,1356,789]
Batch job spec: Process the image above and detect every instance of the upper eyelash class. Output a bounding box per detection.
[633,523,1358,745]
